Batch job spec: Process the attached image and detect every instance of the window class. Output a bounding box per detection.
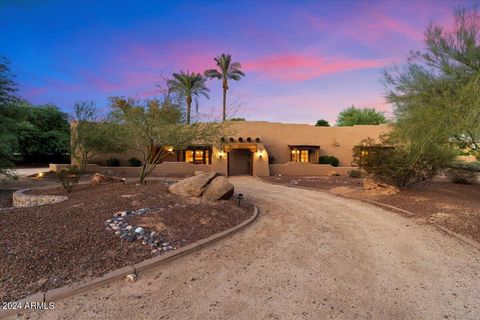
[300,150,309,162]
[291,149,300,162]
[184,147,212,165]
[291,148,310,163]
[185,150,194,163]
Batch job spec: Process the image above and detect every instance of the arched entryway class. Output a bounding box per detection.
[228,149,252,176]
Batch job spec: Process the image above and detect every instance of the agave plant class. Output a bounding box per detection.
[167,71,210,124]
[204,54,245,121]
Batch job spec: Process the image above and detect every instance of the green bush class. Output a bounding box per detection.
[129,157,142,167]
[348,170,362,178]
[56,167,81,193]
[353,135,455,188]
[106,158,120,167]
[319,155,339,167]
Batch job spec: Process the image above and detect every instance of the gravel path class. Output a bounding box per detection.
[11,177,480,320]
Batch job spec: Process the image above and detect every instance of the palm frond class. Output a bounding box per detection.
[204,69,222,79]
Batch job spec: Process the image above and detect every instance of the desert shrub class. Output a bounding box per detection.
[446,168,478,184]
[353,135,455,188]
[56,167,81,193]
[451,175,470,184]
[106,158,120,167]
[348,170,362,178]
[129,157,142,167]
[319,155,339,167]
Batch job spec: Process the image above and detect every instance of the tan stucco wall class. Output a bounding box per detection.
[269,163,356,176]
[67,121,388,176]
[229,121,390,167]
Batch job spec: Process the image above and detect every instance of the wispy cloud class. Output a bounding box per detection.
[244,54,389,81]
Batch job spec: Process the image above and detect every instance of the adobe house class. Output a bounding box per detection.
[57,121,389,177]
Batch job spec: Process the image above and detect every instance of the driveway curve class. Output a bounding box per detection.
[15,177,480,320]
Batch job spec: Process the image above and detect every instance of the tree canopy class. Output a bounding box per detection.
[336,106,387,126]
[204,53,245,121]
[71,101,125,173]
[109,96,225,183]
[384,5,480,157]
[315,119,330,127]
[166,71,209,124]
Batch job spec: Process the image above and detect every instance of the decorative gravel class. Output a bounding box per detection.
[0,181,252,302]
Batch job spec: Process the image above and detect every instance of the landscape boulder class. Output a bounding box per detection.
[168,171,219,197]
[363,175,400,195]
[202,176,235,201]
[90,173,126,185]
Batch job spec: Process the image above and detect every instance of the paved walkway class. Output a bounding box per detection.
[13,177,480,320]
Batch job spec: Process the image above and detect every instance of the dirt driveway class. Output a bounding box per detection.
[11,177,480,320]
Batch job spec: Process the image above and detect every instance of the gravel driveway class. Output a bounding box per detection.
[12,177,480,320]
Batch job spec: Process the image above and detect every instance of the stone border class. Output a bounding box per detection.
[256,176,480,251]
[0,205,258,319]
[12,189,68,208]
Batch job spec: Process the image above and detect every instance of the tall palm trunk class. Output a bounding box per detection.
[222,79,228,122]
[186,95,192,124]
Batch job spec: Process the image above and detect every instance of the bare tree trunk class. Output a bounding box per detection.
[222,80,228,122]
[80,153,87,174]
[139,163,147,184]
[186,95,192,124]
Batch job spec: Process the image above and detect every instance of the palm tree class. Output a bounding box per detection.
[204,54,245,121]
[167,71,210,124]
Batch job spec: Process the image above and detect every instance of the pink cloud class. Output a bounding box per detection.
[304,0,455,48]
[244,54,389,81]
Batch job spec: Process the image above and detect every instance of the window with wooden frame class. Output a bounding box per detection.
[291,148,310,162]
[290,145,320,163]
[183,146,212,165]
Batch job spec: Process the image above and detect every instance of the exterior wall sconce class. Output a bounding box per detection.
[218,151,225,159]
[166,146,174,152]
[257,150,263,159]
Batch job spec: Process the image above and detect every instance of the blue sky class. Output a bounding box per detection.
[0,0,469,123]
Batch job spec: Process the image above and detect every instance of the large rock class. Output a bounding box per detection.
[363,175,400,195]
[202,176,234,201]
[90,173,126,185]
[168,171,218,197]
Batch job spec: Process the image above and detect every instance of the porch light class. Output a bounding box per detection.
[166,146,174,152]
[257,150,264,159]
[218,151,225,159]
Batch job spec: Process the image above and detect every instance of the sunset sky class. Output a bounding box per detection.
[0,0,470,124]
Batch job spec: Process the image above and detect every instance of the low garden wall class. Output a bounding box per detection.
[269,162,357,176]
[13,189,68,208]
[49,162,215,176]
